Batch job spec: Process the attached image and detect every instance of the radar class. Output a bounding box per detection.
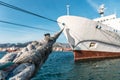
[98,4,105,17]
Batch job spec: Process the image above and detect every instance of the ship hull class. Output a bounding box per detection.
[74,50,120,61]
[57,15,120,61]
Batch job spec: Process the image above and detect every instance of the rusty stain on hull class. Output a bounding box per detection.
[73,50,120,61]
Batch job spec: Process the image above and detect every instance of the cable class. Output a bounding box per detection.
[0,1,59,23]
[0,20,55,32]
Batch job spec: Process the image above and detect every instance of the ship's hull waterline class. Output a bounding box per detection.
[74,50,120,61]
[57,15,120,61]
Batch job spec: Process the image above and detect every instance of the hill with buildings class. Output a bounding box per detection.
[0,42,71,52]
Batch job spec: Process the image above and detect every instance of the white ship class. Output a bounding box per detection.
[57,4,120,61]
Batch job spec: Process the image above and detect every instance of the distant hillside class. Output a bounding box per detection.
[0,42,31,48]
[53,43,70,48]
[0,42,70,48]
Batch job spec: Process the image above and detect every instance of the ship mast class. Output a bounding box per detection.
[98,4,105,17]
[66,5,70,15]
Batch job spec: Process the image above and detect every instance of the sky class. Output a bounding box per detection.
[0,0,120,43]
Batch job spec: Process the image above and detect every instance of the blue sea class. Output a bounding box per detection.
[1,51,120,80]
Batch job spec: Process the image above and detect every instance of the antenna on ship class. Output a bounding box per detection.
[66,5,70,15]
[98,4,105,17]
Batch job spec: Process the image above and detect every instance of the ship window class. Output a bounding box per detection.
[89,42,96,48]
[96,25,101,29]
[113,29,117,32]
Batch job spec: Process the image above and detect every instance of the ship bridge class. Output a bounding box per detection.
[93,14,120,31]
[93,14,116,22]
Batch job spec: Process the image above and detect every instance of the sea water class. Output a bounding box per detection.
[1,51,120,80]
[32,52,120,80]
[0,51,6,58]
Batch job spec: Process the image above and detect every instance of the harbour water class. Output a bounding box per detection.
[32,52,120,80]
[1,51,120,80]
[0,51,6,58]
